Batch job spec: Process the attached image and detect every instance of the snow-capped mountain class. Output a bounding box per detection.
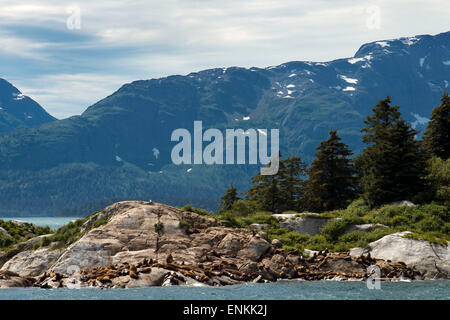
[0,79,55,133]
[0,31,448,216]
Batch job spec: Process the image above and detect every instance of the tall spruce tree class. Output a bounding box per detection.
[246,155,306,213]
[278,156,307,212]
[246,168,282,213]
[423,92,450,159]
[302,130,355,212]
[218,183,240,212]
[357,96,426,207]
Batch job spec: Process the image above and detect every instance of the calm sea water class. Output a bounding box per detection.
[0,281,448,300]
[0,217,78,230]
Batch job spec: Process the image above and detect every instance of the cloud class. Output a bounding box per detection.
[0,0,449,118]
[16,73,129,119]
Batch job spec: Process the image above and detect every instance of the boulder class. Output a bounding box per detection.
[345,224,388,234]
[274,213,337,235]
[0,234,52,268]
[0,270,34,288]
[303,249,318,257]
[1,247,64,276]
[271,239,282,249]
[382,200,416,207]
[238,237,270,261]
[249,223,270,232]
[349,247,369,257]
[258,231,269,241]
[368,231,450,279]
[0,227,11,238]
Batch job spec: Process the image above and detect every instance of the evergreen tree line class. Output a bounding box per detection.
[219,93,450,214]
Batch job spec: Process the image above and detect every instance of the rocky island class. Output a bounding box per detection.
[0,201,448,289]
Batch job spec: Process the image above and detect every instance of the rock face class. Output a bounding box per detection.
[0,270,35,288]
[274,213,336,235]
[345,224,388,234]
[0,227,11,238]
[0,202,429,288]
[367,232,450,279]
[1,247,64,277]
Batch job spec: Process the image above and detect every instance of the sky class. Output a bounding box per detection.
[0,0,449,119]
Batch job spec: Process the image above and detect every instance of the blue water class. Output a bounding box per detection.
[0,217,78,230]
[0,281,448,300]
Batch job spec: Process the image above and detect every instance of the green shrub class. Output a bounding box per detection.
[182,204,214,216]
[0,219,52,249]
[320,219,349,241]
[403,232,448,246]
[36,218,87,249]
[178,220,191,230]
[154,222,164,235]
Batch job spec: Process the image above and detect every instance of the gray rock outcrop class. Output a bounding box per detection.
[367,231,449,279]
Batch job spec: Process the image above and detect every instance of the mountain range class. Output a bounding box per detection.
[0,31,449,216]
[0,79,55,133]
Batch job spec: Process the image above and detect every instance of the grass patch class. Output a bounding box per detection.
[0,219,52,249]
[182,204,215,217]
[34,212,111,250]
[403,232,448,246]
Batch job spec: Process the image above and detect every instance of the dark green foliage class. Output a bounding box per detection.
[154,222,164,235]
[218,183,240,213]
[357,97,427,207]
[0,219,51,248]
[37,218,87,249]
[246,156,306,213]
[182,204,214,216]
[178,220,191,230]
[246,169,282,213]
[320,219,351,241]
[34,212,110,250]
[420,157,450,205]
[302,130,356,212]
[423,92,450,159]
[278,156,307,212]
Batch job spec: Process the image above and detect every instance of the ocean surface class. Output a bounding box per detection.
[0,280,448,300]
[0,217,78,230]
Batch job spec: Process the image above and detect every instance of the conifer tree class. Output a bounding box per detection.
[278,156,307,212]
[218,183,240,212]
[357,96,426,207]
[246,164,282,213]
[302,130,355,212]
[246,155,306,213]
[423,92,450,159]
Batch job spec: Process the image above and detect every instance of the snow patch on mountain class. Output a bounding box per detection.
[419,57,426,67]
[339,75,358,84]
[12,92,25,100]
[348,57,365,64]
[376,41,390,47]
[401,37,420,46]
